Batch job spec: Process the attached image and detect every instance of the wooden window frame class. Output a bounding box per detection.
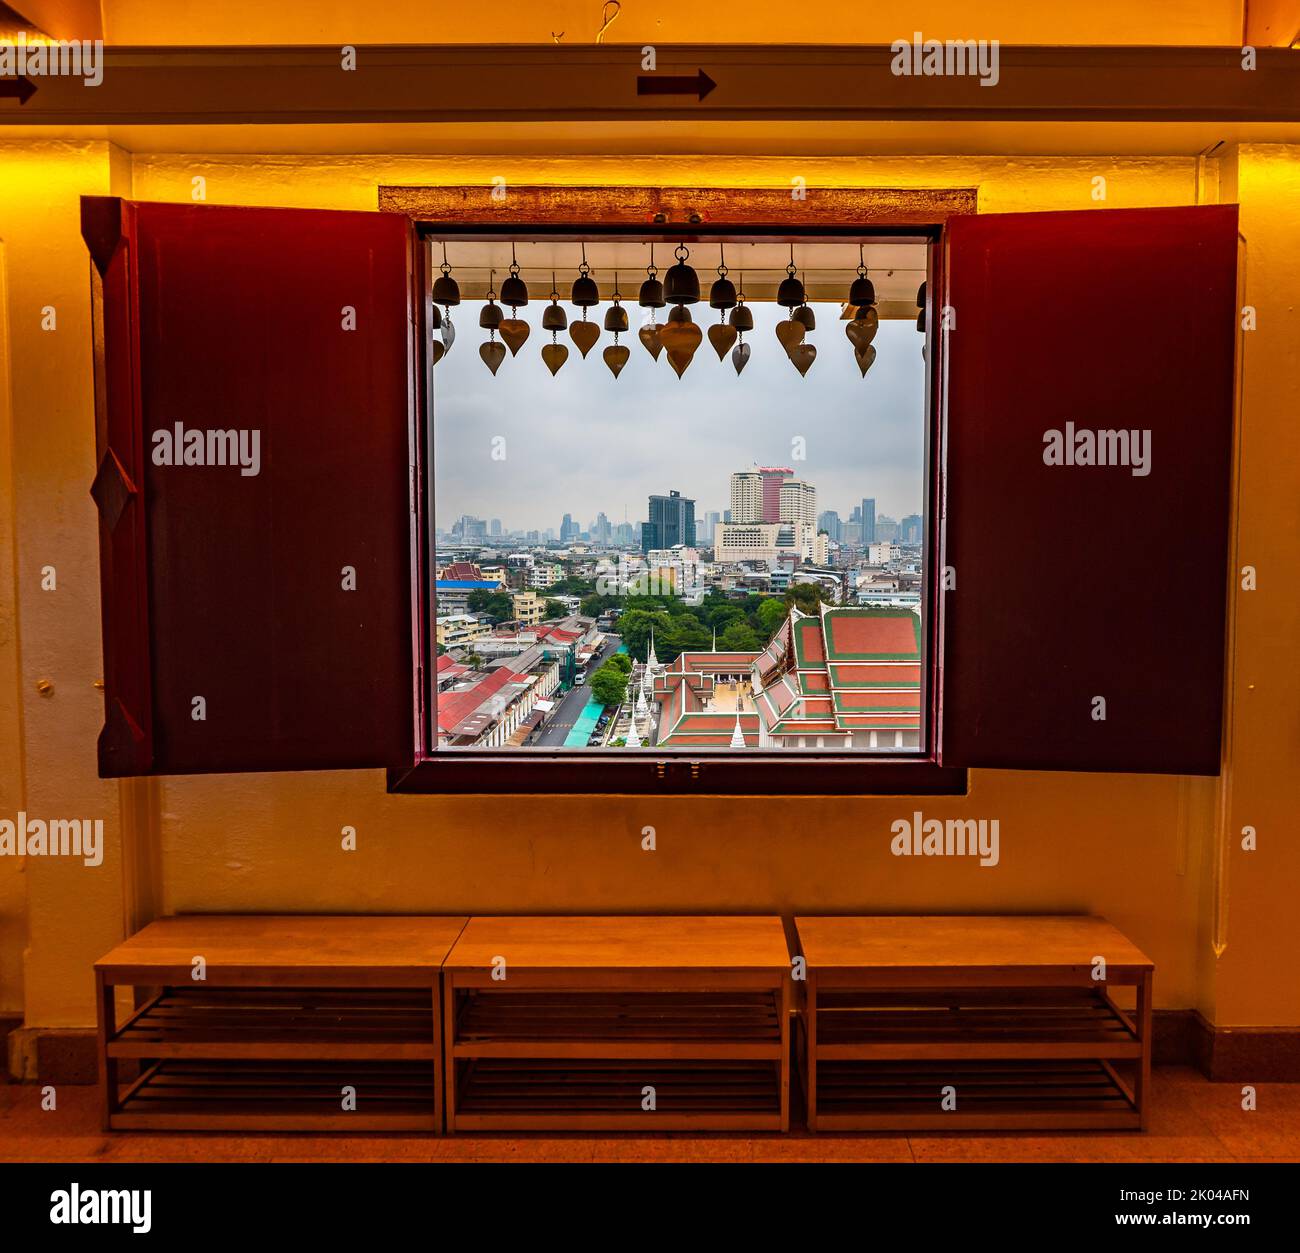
[383,185,973,796]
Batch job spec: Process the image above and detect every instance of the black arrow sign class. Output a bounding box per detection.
[0,76,37,104]
[636,69,716,101]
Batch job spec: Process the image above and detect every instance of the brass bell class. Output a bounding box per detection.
[500,262,528,309]
[430,303,442,330]
[850,274,876,306]
[432,248,460,307]
[709,248,736,309]
[639,245,665,308]
[571,247,600,308]
[916,280,927,332]
[663,244,700,305]
[849,247,875,307]
[542,274,567,331]
[479,271,502,329]
[604,304,628,333]
[793,305,816,331]
[709,274,736,309]
[777,249,804,308]
[729,275,754,332]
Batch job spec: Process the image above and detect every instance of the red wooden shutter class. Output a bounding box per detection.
[83,198,420,776]
[939,205,1237,774]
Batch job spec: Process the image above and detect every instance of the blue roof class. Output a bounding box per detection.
[436,580,504,590]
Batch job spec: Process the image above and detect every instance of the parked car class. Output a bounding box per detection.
[575,674,586,686]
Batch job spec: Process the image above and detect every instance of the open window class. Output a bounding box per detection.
[83,193,1237,794]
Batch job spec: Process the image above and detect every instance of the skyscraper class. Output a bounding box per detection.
[860,498,876,544]
[560,513,578,543]
[702,511,721,546]
[818,510,842,541]
[643,490,696,552]
[780,479,817,527]
[731,466,792,524]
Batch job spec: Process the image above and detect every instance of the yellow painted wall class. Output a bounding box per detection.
[5,138,1296,1031]
[0,142,130,1025]
[93,1,1246,48]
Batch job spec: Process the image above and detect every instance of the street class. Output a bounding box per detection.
[533,634,623,746]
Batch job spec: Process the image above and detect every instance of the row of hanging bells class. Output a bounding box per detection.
[430,243,884,380]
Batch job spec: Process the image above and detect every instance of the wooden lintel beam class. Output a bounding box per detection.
[0,44,1297,125]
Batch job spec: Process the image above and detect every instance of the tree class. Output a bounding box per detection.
[784,582,828,617]
[589,663,628,707]
[757,597,789,637]
[466,589,514,622]
[580,592,620,619]
[719,621,763,652]
[607,652,632,674]
[543,599,567,619]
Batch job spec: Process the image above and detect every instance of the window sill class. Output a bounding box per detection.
[388,755,967,796]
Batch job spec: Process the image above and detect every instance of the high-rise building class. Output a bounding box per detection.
[702,511,721,546]
[489,518,503,537]
[818,510,842,541]
[730,466,791,524]
[900,513,923,545]
[875,514,899,542]
[594,512,612,545]
[643,490,696,552]
[560,513,578,543]
[779,478,817,528]
[860,498,876,544]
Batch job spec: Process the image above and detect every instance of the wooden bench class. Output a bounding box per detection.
[795,915,1154,1132]
[441,915,792,1132]
[95,915,467,1132]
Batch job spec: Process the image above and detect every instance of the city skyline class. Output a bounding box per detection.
[434,299,925,532]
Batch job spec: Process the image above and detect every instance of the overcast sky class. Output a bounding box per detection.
[433,300,925,533]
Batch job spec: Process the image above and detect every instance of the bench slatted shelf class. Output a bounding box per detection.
[795,916,1154,1132]
[95,915,467,1132]
[442,916,792,1132]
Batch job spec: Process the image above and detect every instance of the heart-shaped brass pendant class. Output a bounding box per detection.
[707,323,738,361]
[499,319,530,356]
[430,340,446,366]
[638,323,663,360]
[789,343,817,377]
[570,321,600,359]
[441,320,456,351]
[660,319,703,378]
[479,340,506,375]
[854,344,877,377]
[845,309,879,351]
[603,344,630,378]
[732,341,750,376]
[775,319,805,353]
[541,342,569,376]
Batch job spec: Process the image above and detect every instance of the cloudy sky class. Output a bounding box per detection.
[433,300,925,534]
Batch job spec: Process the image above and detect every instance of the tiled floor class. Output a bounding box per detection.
[1,1067,1295,1162]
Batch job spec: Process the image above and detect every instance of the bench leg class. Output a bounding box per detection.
[96,971,118,1132]
[1135,970,1153,1131]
